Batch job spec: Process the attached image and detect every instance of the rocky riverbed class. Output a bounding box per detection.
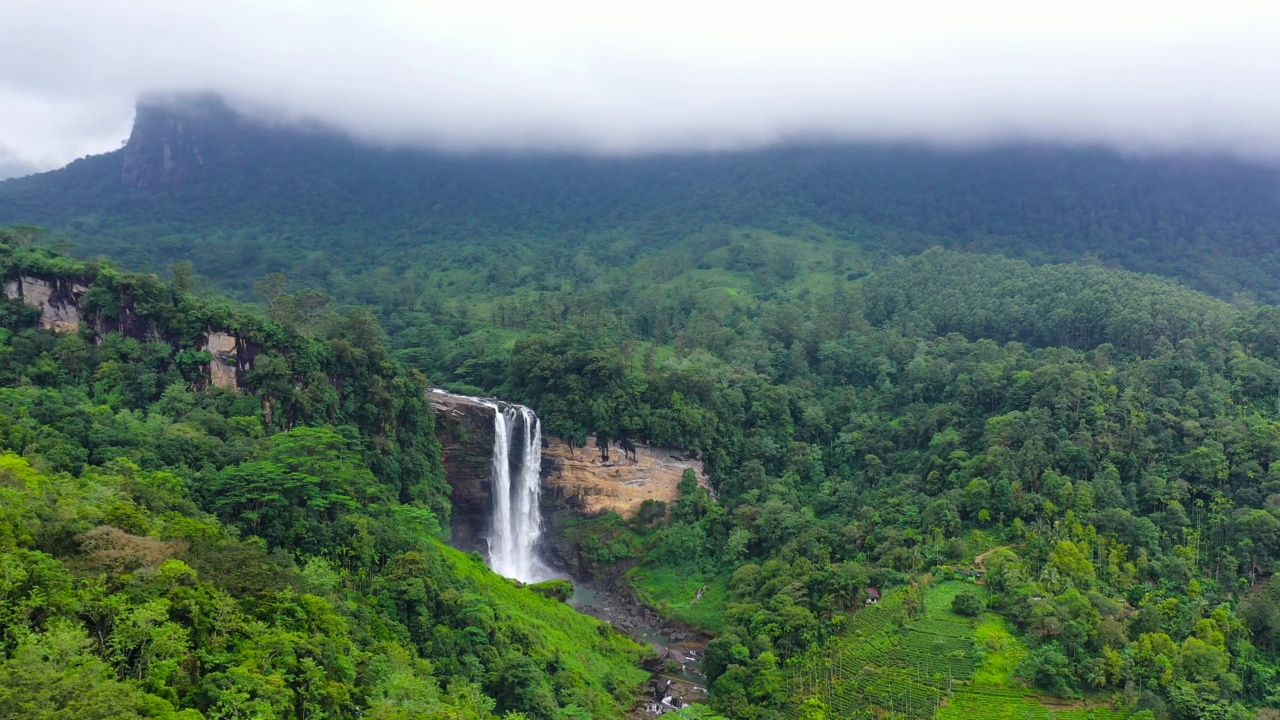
[567,581,710,716]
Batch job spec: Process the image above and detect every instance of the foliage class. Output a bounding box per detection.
[952,589,983,617]
[528,579,574,603]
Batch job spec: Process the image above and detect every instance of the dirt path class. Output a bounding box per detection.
[974,545,1010,571]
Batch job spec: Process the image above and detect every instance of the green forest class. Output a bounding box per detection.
[2,116,1280,720]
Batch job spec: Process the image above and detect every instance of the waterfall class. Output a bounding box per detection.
[482,400,551,582]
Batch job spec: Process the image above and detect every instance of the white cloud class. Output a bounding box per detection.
[1,0,1278,169]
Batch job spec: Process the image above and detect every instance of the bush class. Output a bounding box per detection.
[529,578,574,602]
[633,499,668,526]
[953,589,983,616]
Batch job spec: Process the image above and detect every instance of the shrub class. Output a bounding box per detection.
[953,589,983,617]
[529,578,574,602]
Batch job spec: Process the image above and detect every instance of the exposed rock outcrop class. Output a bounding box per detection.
[3,273,253,392]
[540,439,706,580]
[430,392,499,552]
[542,439,704,519]
[200,331,252,390]
[121,94,244,191]
[3,276,86,332]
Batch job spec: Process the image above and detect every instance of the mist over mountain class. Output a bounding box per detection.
[2,94,1279,304]
[0,148,37,181]
[3,1,1280,171]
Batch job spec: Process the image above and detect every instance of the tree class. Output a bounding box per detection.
[703,635,749,686]
[1017,643,1075,696]
[0,622,156,720]
[1239,574,1280,649]
[209,426,383,554]
[952,589,983,616]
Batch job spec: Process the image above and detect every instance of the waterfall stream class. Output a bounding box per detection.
[482,400,552,582]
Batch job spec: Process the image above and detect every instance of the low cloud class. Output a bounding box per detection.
[0,147,39,181]
[1,0,1279,171]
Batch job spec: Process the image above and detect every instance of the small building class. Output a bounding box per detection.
[866,588,881,604]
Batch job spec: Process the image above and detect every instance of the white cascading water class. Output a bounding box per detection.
[482,401,550,582]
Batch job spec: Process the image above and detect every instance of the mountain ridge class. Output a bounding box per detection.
[3,95,1280,302]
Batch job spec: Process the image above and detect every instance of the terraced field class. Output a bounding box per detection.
[782,581,1130,720]
[937,686,1130,720]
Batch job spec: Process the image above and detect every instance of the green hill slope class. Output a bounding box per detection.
[783,582,1131,720]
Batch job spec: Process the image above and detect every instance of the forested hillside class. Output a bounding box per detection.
[3,98,1280,720]
[477,249,1280,718]
[0,236,648,719]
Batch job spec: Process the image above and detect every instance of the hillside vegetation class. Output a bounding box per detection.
[3,109,1280,720]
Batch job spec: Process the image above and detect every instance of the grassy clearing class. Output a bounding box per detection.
[782,581,1128,720]
[629,565,728,633]
[971,614,1027,687]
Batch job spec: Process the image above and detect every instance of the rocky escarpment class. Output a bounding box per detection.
[121,94,246,192]
[2,275,86,332]
[430,392,498,552]
[542,440,704,518]
[199,331,256,390]
[540,439,706,581]
[2,273,254,391]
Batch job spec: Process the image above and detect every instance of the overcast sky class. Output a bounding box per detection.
[1,0,1278,177]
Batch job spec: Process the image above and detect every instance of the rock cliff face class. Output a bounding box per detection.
[2,276,86,332]
[540,439,705,580]
[200,331,254,390]
[541,441,703,518]
[430,392,498,552]
[120,95,244,192]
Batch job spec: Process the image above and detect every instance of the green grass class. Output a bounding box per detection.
[924,581,982,617]
[438,541,651,716]
[628,565,728,633]
[936,687,1131,720]
[971,614,1027,687]
[781,582,1129,720]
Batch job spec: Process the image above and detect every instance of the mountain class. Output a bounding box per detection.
[2,95,1280,302]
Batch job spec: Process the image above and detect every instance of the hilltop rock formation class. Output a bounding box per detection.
[120,94,246,191]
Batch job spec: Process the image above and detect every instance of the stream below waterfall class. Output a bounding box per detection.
[567,581,707,685]
[568,580,710,718]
